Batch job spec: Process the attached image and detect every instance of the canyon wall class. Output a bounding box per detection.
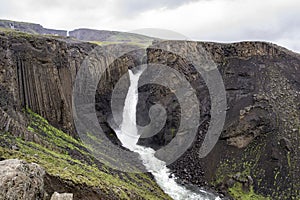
[0,28,299,199]
[145,41,300,199]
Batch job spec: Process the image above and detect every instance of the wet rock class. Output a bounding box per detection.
[280,137,293,151]
[247,175,254,185]
[11,144,19,151]
[233,172,242,181]
[271,147,281,161]
[292,128,297,132]
[239,109,246,116]
[225,178,235,188]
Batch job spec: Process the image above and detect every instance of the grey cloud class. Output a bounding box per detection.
[185,1,300,52]
[0,1,14,17]
[114,0,200,17]
[0,0,299,52]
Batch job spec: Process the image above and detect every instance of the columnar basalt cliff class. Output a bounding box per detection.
[0,27,299,200]
[0,29,171,200]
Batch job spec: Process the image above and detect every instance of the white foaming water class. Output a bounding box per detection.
[115,69,221,200]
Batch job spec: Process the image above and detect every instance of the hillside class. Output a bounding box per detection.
[0,19,154,47]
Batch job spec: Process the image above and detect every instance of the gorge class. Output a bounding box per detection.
[115,68,220,200]
[0,20,299,200]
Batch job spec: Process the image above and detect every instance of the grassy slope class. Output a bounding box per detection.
[0,109,170,200]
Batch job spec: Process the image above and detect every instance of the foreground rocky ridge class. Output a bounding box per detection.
[0,27,299,200]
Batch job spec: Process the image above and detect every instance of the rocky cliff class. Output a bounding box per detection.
[143,41,300,200]
[95,40,300,199]
[0,28,171,200]
[0,26,299,200]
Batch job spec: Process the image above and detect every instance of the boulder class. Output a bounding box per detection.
[50,192,73,200]
[0,159,45,200]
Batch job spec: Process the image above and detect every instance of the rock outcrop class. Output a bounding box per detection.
[50,192,73,200]
[0,159,45,200]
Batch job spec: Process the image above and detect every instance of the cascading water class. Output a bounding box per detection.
[115,69,221,200]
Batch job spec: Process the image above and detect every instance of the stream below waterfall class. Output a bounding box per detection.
[114,69,221,200]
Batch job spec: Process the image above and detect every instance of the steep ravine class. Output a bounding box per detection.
[0,28,299,200]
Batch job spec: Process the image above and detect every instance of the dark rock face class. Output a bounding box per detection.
[144,41,300,199]
[93,40,300,199]
[0,30,95,136]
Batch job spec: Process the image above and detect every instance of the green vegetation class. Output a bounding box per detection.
[171,128,176,138]
[0,24,151,47]
[0,27,38,39]
[0,27,71,40]
[89,40,151,48]
[214,139,270,200]
[287,151,291,167]
[229,182,269,200]
[0,108,170,199]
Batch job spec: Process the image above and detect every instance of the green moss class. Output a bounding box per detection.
[109,133,114,137]
[89,41,120,46]
[171,128,176,138]
[287,151,291,167]
[214,138,268,198]
[274,170,280,180]
[229,182,270,200]
[0,27,73,41]
[0,27,38,39]
[89,40,151,48]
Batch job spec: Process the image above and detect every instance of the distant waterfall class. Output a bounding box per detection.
[115,69,220,200]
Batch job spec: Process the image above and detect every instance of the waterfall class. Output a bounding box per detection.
[115,69,221,200]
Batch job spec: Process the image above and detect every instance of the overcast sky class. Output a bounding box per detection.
[0,0,299,52]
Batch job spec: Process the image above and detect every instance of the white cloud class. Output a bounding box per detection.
[0,0,299,52]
